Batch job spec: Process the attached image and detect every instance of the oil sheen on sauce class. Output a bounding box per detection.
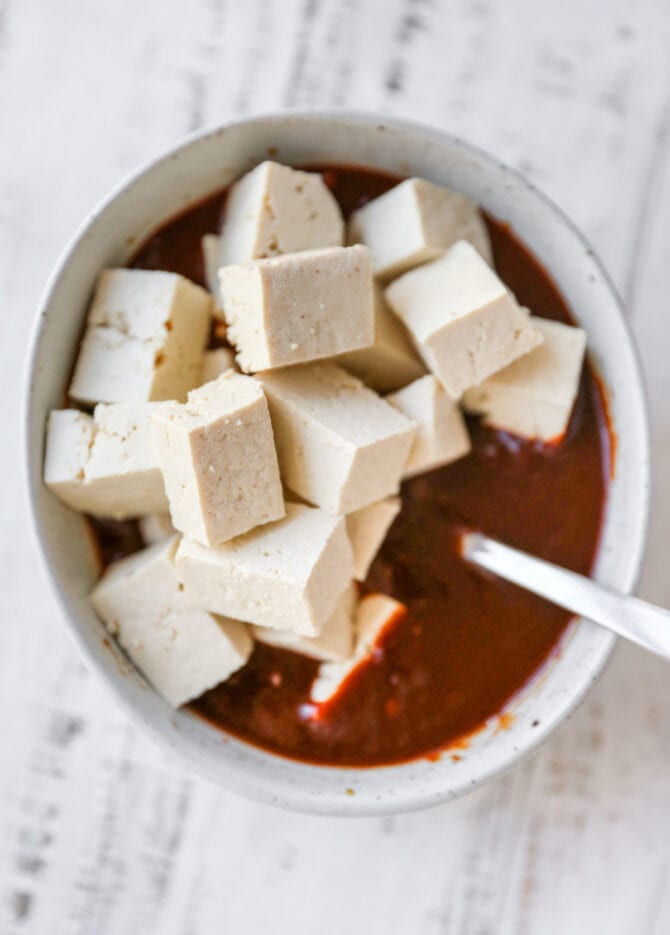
[111,163,610,767]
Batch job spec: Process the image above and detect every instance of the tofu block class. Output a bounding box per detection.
[176,503,353,637]
[199,347,238,385]
[218,245,375,372]
[139,513,175,545]
[386,375,471,478]
[219,161,344,265]
[69,269,211,405]
[334,282,426,392]
[385,241,544,399]
[152,372,284,547]
[201,234,224,309]
[348,178,493,281]
[346,497,401,581]
[91,536,252,707]
[251,583,356,662]
[44,404,170,518]
[462,317,587,441]
[259,362,416,514]
[310,594,406,704]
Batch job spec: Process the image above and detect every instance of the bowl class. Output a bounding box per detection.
[24,112,651,815]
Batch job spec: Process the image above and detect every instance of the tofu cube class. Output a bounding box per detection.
[69,269,211,405]
[44,404,170,518]
[152,371,284,547]
[385,241,544,399]
[90,536,252,707]
[259,362,416,514]
[348,178,492,281]
[219,161,344,265]
[218,245,375,372]
[199,347,238,385]
[462,317,587,441]
[310,594,406,704]
[386,375,471,478]
[201,234,224,309]
[334,282,426,392]
[346,497,401,581]
[138,513,175,545]
[251,583,356,662]
[176,503,353,637]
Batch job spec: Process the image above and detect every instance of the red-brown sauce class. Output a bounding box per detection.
[104,163,610,767]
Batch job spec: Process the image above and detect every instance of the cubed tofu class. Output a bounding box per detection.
[462,318,587,441]
[44,404,169,518]
[90,536,252,707]
[152,371,284,547]
[334,282,426,392]
[259,362,416,514]
[201,234,224,309]
[310,594,406,704]
[386,375,471,478]
[218,245,375,372]
[138,513,175,545]
[199,347,238,385]
[69,269,211,405]
[385,241,544,399]
[251,583,357,662]
[346,497,401,581]
[218,161,344,265]
[176,503,353,637]
[348,178,492,281]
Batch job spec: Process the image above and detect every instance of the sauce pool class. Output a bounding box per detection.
[116,163,611,767]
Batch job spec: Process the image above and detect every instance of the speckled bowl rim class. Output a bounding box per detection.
[24,112,651,816]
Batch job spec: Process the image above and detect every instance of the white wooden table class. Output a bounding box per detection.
[2,1,670,932]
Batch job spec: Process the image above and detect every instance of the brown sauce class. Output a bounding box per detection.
[101,163,611,767]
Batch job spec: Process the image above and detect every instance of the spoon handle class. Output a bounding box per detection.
[461,532,670,661]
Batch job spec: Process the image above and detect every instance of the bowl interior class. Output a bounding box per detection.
[25,113,650,815]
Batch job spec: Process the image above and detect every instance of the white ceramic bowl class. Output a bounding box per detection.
[24,113,651,816]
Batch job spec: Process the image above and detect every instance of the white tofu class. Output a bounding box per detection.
[44,404,170,518]
[218,245,375,372]
[69,269,211,405]
[201,234,224,308]
[386,375,471,478]
[251,583,356,662]
[310,594,406,704]
[348,178,492,281]
[259,362,416,514]
[218,161,344,265]
[385,241,544,399]
[462,317,587,441]
[90,536,252,707]
[138,513,175,545]
[152,371,284,547]
[346,497,401,581]
[199,347,238,385]
[334,282,426,392]
[176,503,353,637]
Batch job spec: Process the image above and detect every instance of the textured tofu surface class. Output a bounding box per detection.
[69,269,211,405]
[199,347,238,385]
[218,245,375,372]
[259,362,417,514]
[310,594,406,703]
[348,177,492,280]
[218,161,344,265]
[176,503,353,637]
[152,371,284,547]
[334,281,426,391]
[387,375,471,478]
[201,234,224,308]
[252,582,356,662]
[90,536,252,707]
[43,410,97,512]
[462,317,587,441]
[385,241,544,399]
[346,497,401,580]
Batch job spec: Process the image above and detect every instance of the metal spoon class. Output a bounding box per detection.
[460,531,670,661]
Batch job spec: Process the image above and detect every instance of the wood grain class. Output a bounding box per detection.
[2,0,670,932]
